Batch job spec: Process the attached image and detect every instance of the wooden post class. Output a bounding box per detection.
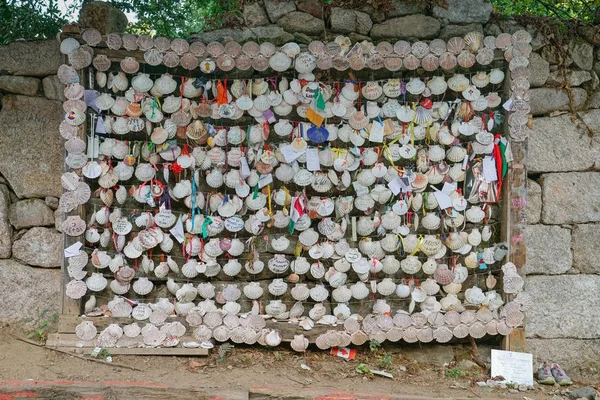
[501,69,527,352]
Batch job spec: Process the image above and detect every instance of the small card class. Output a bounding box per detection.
[388,177,403,195]
[441,182,457,195]
[503,98,513,111]
[483,155,498,182]
[170,215,185,243]
[433,190,453,210]
[263,109,276,124]
[306,148,320,171]
[64,241,83,257]
[258,173,273,189]
[280,144,303,163]
[95,116,106,134]
[369,120,384,143]
[240,156,251,178]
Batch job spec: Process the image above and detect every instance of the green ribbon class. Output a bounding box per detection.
[201,216,213,239]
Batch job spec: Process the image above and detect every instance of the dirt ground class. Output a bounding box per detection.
[0,328,597,399]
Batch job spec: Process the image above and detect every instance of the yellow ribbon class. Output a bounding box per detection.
[267,184,272,216]
[294,241,302,257]
[382,141,405,174]
[409,235,424,256]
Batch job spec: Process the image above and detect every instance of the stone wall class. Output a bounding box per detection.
[1,0,599,377]
[0,39,66,327]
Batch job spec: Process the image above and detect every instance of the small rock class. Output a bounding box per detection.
[243,2,269,27]
[457,359,480,370]
[12,227,62,268]
[518,384,528,391]
[528,53,550,87]
[295,0,323,18]
[264,0,296,23]
[45,196,59,210]
[54,208,64,233]
[0,185,11,259]
[387,0,423,17]
[9,199,55,229]
[330,7,372,35]
[277,11,324,36]
[79,0,128,34]
[569,40,594,70]
[568,386,597,400]
[42,75,66,101]
[508,388,519,394]
[0,76,41,96]
[476,381,487,387]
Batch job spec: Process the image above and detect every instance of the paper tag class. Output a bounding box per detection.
[353,182,369,196]
[432,190,452,210]
[502,98,513,111]
[388,177,403,195]
[64,241,83,257]
[369,120,384,143]
[258,173,273,189]
[240,156,251,178]
[291,160,300,172]
[483,155,498,182]
[442,182,457,195]
[170,215,185,243]
[462,154,469,170]
[306,148,320,171]
[95,116,106,134]
[280,144,303,163]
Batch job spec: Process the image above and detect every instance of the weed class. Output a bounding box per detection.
[377,353,394,371]
[368,339,381,352]
[27,309,58,343]
[445,367,462,379]
[356,363,373,375]
[274,352,283,361]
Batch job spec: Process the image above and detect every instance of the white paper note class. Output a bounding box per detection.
[503,98,513,111]
[64,242,83,257]
[280,144,303,163]
[483,155,498,182]
[433,190,452,210]
[388,177,403,195]
[441,182,457,195]
[170,215,185,243]
[369,121,384,143]
[258,173,273,189]
[306,148,320,171]
[491,350,533,386]
[240,156,251,178]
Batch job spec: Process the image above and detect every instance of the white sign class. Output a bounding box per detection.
[491,349,533,386]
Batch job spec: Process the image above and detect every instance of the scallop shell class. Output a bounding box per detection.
[75,321,97,341]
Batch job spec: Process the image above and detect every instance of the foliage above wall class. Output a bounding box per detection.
[1,0,599,44]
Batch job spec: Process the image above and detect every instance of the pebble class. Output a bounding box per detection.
[508,388,519,394]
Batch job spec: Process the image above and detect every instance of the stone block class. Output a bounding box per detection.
[79,1,128,34]
[54,208,64,233]
[439,23,483,41]
[45,196,59,210]
[527,338,600,381]
[432,0,492,23]
[0,259,60,328]
[526,275,600,339]
[569,39,594,70]
[0,96,72,199]
[277,11,324,36]
[243,2,269,27]
[0,76,40,96]
[264,0,296,23]
[0,185,12,259]
[525,225,572,275]
[387,0,424,17]
[542,172,600,224]
[547,70,592,87]
[572,224,600,273]
[330,7,372,35]
[42,75,65,101]
[528,114,596,173]
[528,52,550,87]
[526,179,541,224]
[12,227,62,268]
[371,15,440,40]
[0,40,61,77]
[9,199,54,230]
[529,88,587,116]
